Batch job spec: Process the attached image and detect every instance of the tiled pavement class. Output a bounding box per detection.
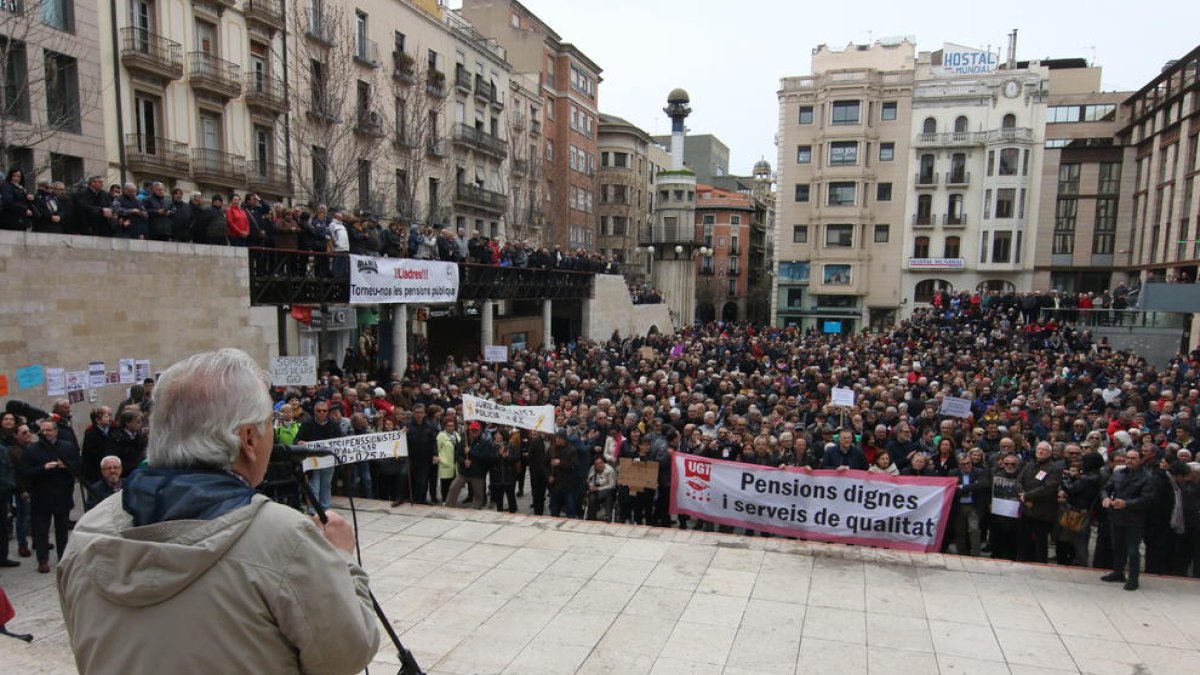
[2,500,1198,674]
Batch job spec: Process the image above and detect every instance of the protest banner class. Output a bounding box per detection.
[939,396,973,419]
[301,430,409,472]
[348,255,459,305]
[670,453,956,553]
[484,346,508,363]
[617,458,659,492]
[270,356,318,387]
[831,387,856,408]
[462,393,556,433]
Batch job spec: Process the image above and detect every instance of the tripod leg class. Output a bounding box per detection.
[0,627,34,643]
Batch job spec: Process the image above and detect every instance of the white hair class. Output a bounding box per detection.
[100,455,122,469]
[148,349,272,470]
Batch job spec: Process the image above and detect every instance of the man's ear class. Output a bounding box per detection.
[237,424,260,463]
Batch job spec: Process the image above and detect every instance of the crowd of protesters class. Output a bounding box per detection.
[630,284,665,305]
[0,172,625,275]
[5,285,1200,586]
[244,297,1200,587]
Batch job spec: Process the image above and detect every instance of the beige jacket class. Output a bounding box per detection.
[57,493,380,674]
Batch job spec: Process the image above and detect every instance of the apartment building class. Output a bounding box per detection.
[505,72,545,244]
[460,0,602,251]
[98,0,290,198]
[597,112,655,265]
[774,39,916,333]
[1120,47,1200,283]
[0,0,111,186]
[899,45,1049,309]
[694,183,766,323]
[1034,64,1133,293]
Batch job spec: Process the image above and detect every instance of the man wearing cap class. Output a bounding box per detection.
[445,421,491,509]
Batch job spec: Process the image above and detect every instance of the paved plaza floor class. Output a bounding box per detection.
[2,499,1198,674]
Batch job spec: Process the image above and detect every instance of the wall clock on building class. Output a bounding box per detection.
[1003,80,1021,98]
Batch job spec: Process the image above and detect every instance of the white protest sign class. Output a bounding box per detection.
[939,396,973,419]
[670,453,957,553]
[484,345,508,363]
[831,387,856,408]
[271,356,318,387]
[119,358,136,384]
[462,393,556,433]
[349,255,459,305]
[46,368,66,397]
[135,360,152,382]
[302,430,409,471]
[66,371,88,391]
[88,361,106,389]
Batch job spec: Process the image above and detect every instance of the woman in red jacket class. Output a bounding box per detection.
[225,194,250,246]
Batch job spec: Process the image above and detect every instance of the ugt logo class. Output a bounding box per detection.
[683,457,712,503]
[356,259,380,274]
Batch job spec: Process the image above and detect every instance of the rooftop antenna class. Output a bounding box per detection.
[1086,45,1096,67]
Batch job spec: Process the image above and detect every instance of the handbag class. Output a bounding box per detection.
[1057,503,1090,534]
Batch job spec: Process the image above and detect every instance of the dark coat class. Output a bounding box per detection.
[81,424,112,484]
[172,200,197,242]
[548,437,579,490]
[1102,465,1157,527]
[71,187,113,236]
[1017,458,1063,522]
[0,180,32,230]
[949,465,992,517]
[405,419,439,463]
[32,189,64,233]
[488,443,521,486]
[457,432,493,479]
[822,443,868,470]
[143,193,175,239]
[20,438,80,513]
[104,428,148,477]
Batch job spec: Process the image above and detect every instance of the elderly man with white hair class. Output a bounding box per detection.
[84,455,123,511]
[58,349,379,674]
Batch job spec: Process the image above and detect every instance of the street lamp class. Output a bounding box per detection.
[674,245,683,254]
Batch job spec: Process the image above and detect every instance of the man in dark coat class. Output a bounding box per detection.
[20,419,81,573]
[1017,441,1062,563]
[404,404,439,505]
[822,429,869,470]
[949,454,992,556]
[143,182,175,241]
[71,176,115,236]
[32,180,64,233]
[547,430,580,518]
[1101,449,1158,590]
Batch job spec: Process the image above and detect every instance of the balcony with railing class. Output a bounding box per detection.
[244,73,289,114]
[426,69,446,97]
[191,148,246,188]
[354,109,386,137]
[426,137,446,158]
[392,51,415,83]
[914,172,939,188]
[513,111,526,131]
[454,183,507,214]
[474,74,496,103]
[247,159,288,195]
[453,123,507,159]
[455,64,472,92]
[120,27,183,81]
[244,0,283,31]
[987,127,1034,143]
[188,52,242,99]
[945,170,971,186]
[912,213,934,228]
[512,158,529,175]
[530,119,542,136]
[943,213,968,227]
[914,131,986,147]
[354,38,380,68]
[305,10,336,44]
[125,134,189,176]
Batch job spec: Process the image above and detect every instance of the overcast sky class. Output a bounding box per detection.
[453,0,1199,177]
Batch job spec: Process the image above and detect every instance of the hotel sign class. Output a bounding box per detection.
[909,258,965,270]
[938,44,998,75]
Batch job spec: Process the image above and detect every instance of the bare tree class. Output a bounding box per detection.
[498,106,546,245]
[0,0,101,177]
[288,3,390,211]
[386,43,454,226]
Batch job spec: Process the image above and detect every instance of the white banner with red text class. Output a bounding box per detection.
[670,453,957,553]
[348,256,459,304]
[302,431,409,471]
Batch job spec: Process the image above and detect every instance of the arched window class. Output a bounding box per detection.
[954,116,968,133]
[913,236,930,258]
[922,117,937,134]
[977,280,1016,293]
[1002,113,1016,129]
[944,236,961,258]
[915,279,952,303]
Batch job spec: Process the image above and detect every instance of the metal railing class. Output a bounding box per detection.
[1039,308,1187,329]
[190,148,246,185]
[455,183,508,212]
[392,51,415,82]
[914,172,938,186]
[247,159,288,194]
[455,64,472,91]
[125,134,189,175]
[913,214,933,227]
[945,170,970,185]
[354,38,380,67]
[244,0,283,29]
[453,123,507,158]
[119,27,183,79]
[426,70,446,97]
[306,10,336,44]
[244,73,288,112]
[188,52,242,98]
[943,213,968,226]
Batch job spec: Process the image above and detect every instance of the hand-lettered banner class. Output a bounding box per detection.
[302,431,409,472]
[670,453,956,553]
[348,255,459,305]
[462,393,556,433]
